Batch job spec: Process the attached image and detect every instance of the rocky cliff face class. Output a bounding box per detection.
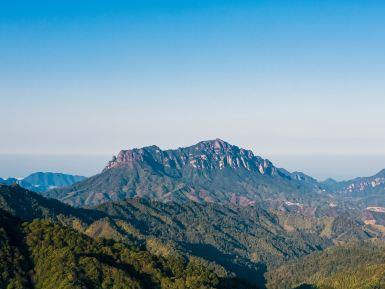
[46,139,328,207]
[325,169,385,196]
[105,139,279,176]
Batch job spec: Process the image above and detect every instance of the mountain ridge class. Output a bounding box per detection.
[104,139,280,176]
[0,183,334,287]
[46,139,329,207]
[0,172,86,193]
[0,206,239,289]
[1,180,384,288]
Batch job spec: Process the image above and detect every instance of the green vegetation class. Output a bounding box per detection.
[0,184,333,287]
[46,140,329,208]
[4,183,385,289]
[94,198,332,285]
[266,239,385,289]
[0,209,246,289]
[0,210,31,289]
[0,183,100,223]
[3,184,384,288]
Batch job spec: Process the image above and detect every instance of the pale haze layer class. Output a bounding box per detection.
[1,1,385,179]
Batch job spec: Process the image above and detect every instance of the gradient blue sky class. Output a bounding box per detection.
[1,1,385,179]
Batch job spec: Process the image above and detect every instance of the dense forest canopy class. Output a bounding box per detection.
[3,181,385,289]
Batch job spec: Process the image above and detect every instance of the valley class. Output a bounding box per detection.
[2,140,385,288]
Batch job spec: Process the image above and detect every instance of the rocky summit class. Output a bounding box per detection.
[105,139,278,175]
[44,139,327,207]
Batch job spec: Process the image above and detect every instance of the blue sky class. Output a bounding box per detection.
[1,1,385,179]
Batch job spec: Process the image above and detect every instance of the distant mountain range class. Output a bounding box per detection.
[0,172,86,193]
[322,169,385,207]
[2,139,385,288]
[44,139,385,212]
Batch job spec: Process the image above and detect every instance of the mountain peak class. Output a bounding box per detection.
[47,140,332,207]
[202,138,230,146]
[193,138,234,151]
[103,139,279,177]
[180,139,233,155]
[105,145,163,171]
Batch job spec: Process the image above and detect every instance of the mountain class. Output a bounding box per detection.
[0,183,100,222]
[93,198,336,286]
[0,208,241,289]
[23,172,86,190]
[0,172,86,193]
[3,138,385,288]
[0,177,29,187]
[46,139,330,207]
[0,209,33,289]
[0,183,327,287]
[1,177,385,289]
[323,169,385,195]
[323,169,385,208]
[266,239,385,289]
[2,184,380,288]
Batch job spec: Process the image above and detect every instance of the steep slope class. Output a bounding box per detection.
[0,209,239,289]
[46,139,330,207]
[93,198,335,286]
[3,184,381,288]
[0,184,332,287]
[324,170,385,202]
[0,183,100,223]
[324,169,385,195]
[0,184,320,285]
[0,209,32,289]
[323,169,385,209]
[265,239,385,289]
[274,208,378,244]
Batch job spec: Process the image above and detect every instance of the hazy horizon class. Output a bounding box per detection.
[2,149,385,182]
[2,3,385,287]
[2,1,385,179]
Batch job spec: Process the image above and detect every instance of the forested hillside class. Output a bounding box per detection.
[0,210,32,289]
[2,183,385,288]
[0,208,248,289]
[0,184,332,287]
[266,239,385,289]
